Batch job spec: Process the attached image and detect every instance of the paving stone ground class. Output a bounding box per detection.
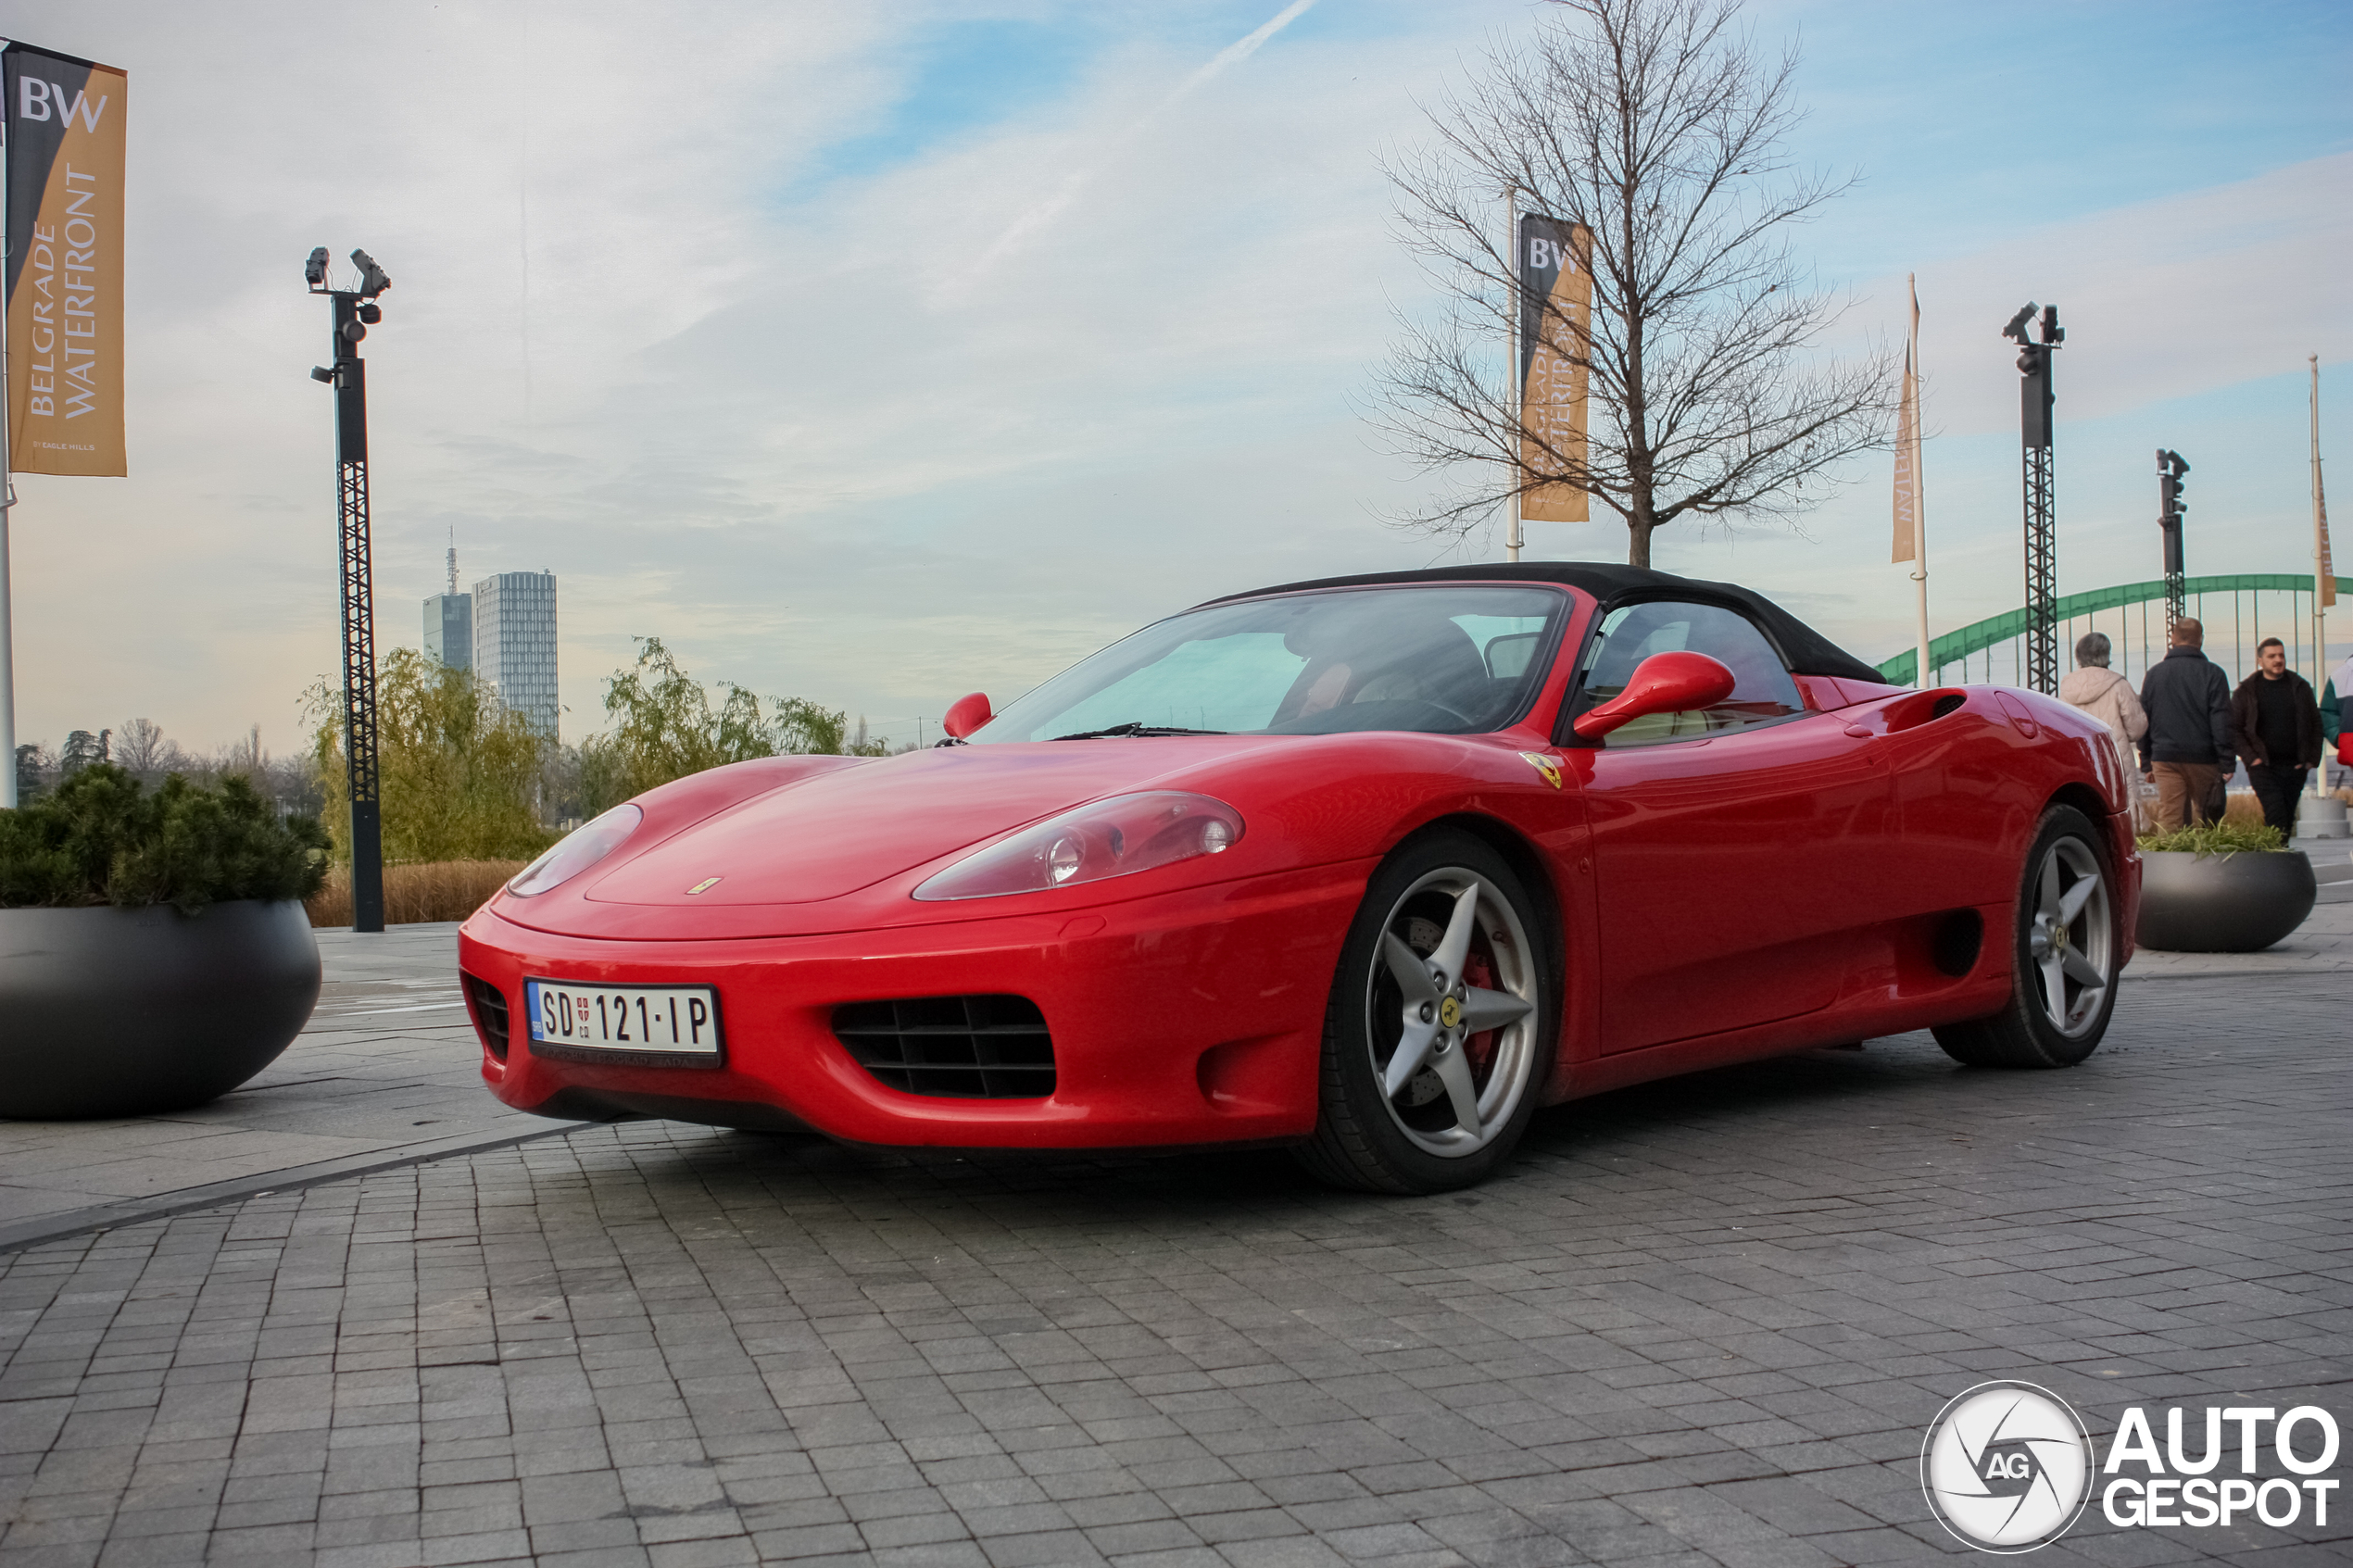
[0,926,579,1243]
[2,971,2345,1567]
[2127,838,2351,981]
[6,829,2344,1240]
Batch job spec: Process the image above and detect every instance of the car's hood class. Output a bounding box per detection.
[583,737,1296,908]
[479,726,1573,943]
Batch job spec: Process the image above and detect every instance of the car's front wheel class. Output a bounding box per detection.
[1295,830,1553,1194]
[1932,803,2120,1069]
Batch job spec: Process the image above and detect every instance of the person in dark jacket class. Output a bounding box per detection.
[2138,618,2233,828]
[2230,636,2323,836]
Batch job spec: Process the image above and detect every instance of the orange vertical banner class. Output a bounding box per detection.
[2321,484,2335,609]
[6,43,129,477]
[2315,358,2334,609]
[1892,339,1919,562]
[1893,279,1922,563]
[1517,215,1591,523]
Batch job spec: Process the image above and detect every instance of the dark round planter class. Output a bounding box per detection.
[2135,849,2318,953]
[0,899,321,1119]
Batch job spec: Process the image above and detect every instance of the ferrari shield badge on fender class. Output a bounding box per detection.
[685,877,723,896]
[1517,752,1564,789]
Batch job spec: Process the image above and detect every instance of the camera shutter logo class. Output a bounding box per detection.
[1921,1381,2095,1552]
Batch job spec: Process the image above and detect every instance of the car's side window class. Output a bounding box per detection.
[1570,600,1806,747]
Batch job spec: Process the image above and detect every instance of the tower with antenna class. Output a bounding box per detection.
[424,532,473,671]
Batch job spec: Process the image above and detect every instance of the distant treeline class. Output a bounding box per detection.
[14,721,322,818]
[20,640,891,868]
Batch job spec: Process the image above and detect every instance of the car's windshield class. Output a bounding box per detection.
[970,585,1567,744]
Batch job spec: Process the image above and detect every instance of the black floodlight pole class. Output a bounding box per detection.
[2005,303,2063,695]
[2156,449,2190,635]
[307,246,392,934]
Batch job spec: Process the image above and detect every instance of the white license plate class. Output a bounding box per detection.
[524,979,724,1064]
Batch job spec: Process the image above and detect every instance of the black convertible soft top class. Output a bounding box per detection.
[1203,561,1887,685]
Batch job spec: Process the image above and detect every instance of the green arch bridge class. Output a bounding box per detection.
[1873,573,2351,688]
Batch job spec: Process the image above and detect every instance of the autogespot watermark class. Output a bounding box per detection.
[1920,1381,2342,1553]
[1921,1382,2095,1551]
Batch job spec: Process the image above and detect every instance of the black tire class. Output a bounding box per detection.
[1294,830,1555,1194]
[1932,804,2120,1069]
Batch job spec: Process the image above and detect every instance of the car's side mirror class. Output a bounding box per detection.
[941,692,993,740]
[1571,651,1736,740]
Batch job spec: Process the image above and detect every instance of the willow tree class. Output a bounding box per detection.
[578,638,856,814]
[1376,0,1894,566]
[308,650,554,864]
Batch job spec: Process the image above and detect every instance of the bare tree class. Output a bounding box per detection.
[115,717,167,775]
[216,723,265,783]
[1376,0,1894,567]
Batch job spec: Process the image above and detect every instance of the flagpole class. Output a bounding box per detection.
[0,104,15,809]
[1504,185,1522,563]
[0,476,14,811]
[2313,354,2332,798]
[0,483,14,812]
[1910,275,1931,689]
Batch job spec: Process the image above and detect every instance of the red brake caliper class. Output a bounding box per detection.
[1463,952,1498,1076]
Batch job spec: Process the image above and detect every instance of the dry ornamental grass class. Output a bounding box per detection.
[306,859,527,927]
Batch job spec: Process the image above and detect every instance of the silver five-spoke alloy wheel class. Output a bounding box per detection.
[1365,868,1541,1158]
[2026,836,2111,1037]
[1931,804,2119,1071]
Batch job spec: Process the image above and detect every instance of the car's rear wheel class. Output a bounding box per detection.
[1932,804,2119,1069]
[1295,830,1552,1194]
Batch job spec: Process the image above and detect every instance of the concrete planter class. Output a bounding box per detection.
[0,900,321,1119]
[2134,849,2317,954]
[2302,793,2349,839]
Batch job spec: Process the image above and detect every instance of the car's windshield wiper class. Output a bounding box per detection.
[1048,722,1228,741]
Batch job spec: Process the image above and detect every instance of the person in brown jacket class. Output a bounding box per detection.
[2059,633,2151,827]
[2230,636,2323,836]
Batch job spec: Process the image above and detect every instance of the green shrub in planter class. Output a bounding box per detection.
[2135,820,2285,857]
[0,763,328,913]
[0,766,331,1118]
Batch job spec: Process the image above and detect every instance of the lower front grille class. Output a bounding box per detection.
[462,973,510,1060]
[831,995,1055,1098]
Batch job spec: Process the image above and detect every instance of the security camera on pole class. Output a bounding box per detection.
[2003,303,2063,696]
[306,246,391,933]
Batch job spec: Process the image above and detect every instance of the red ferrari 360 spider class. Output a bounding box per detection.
[459,564,2138,1193]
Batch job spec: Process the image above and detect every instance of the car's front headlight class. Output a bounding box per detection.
[912,791,1244,901]
[506,804,644,897]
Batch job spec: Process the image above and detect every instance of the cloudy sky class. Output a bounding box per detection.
[5,0,2348,757]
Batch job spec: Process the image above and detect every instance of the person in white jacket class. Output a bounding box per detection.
[2059,632,2151,828]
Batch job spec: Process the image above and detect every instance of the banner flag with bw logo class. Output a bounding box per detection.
[4,41,128,476]
[1517,214,1592,523]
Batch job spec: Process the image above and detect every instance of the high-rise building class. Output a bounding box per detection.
[424,540,472,671]
[473,571,559,735]
[424,593,472,671]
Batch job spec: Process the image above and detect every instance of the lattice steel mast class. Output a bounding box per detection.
[2004,303,2064,695]
[307,247,392,933]
[2156,448,2190,634]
